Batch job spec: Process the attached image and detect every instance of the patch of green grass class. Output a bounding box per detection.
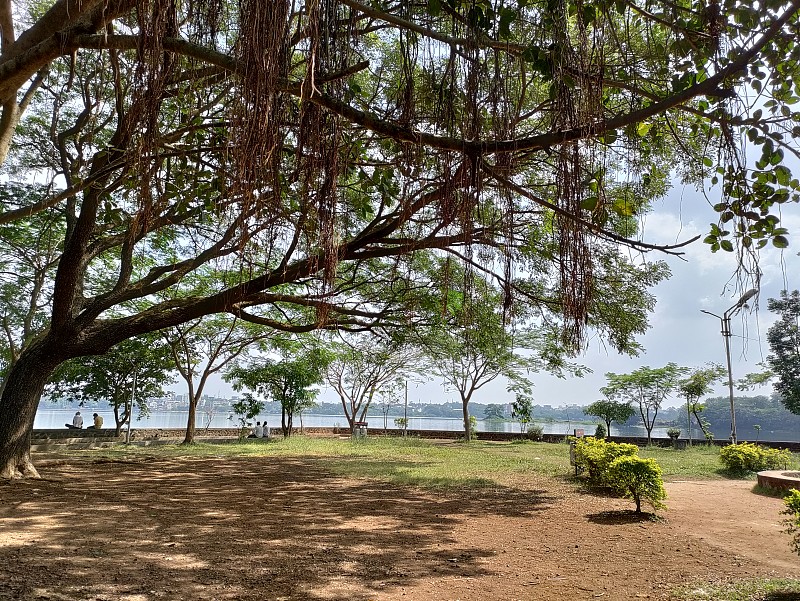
[672,578,800,600]
[69,436,795,491]
[638,445,730,479]
[74,436,575,490]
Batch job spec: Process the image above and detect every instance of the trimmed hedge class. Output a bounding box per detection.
[719,442,792,472]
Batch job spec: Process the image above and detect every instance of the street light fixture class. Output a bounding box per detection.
[700,288,758,444]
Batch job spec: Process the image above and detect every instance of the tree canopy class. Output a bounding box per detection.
[766,291,800,414]
[602,363,687,444]
[583,399,636,438]
[1,0,800,477]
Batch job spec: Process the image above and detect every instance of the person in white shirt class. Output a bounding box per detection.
[248,421,264,438]
[263,421,270,439]
[66,411,84,429]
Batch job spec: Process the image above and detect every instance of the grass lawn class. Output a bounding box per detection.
[672,578,800,600]
[76,435,794,487]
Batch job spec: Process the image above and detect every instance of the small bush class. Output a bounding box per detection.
[594,423,606,439]
[526,423,544,441]
[720,442,793,472]
[572,437,638,486]
[666,427,681,440]
[608,455,667,513]
[783,489,800,556]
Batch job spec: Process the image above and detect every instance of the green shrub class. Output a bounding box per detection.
[526,423,544,441]
[784,489,800,556]
[573,437,638,485]
[608,455,667,513]
[762,447,793,470]
[720,442,793,472]
[666,427,681,440]
[594,423,606,439]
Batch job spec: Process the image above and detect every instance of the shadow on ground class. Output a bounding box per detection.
[585,509,659,525]
[0,454,553,601]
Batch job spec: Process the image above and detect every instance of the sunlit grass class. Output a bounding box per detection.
[639,444,732,479]
[672,578,800,600]
[68,435,799,491]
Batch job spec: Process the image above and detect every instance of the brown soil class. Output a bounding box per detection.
[0,454,797,601]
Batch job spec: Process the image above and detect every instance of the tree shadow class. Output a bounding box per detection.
[586,510,660,525]
[0,454,555,600]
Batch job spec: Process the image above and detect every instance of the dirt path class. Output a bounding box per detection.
[0,456,797,601]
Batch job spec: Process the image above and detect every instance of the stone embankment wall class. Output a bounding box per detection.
[30,427,800,451]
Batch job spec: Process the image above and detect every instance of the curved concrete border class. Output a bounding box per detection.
[757,470,800,491]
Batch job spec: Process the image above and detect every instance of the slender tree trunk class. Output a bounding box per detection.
[337,394,355,429]
[113,403,123,437]
[461,393,471,442]
[0,340,62,478]
[183,393,199,444]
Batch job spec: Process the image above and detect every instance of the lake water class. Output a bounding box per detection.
[35,408,797,441]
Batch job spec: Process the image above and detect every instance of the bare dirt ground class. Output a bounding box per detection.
[0,453,797,601]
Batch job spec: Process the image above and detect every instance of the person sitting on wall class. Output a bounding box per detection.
[262,421,270,440]
[65,411,84,429]
[247,421,264,439]
[87,413,104,429]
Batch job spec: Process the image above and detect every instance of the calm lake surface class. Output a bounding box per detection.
[33,408,799,441]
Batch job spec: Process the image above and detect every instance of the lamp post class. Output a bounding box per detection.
[701,288,757,444]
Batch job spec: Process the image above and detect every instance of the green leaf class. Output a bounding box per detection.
[498,7,517,38]
[636,122,652,137]
[720,240,734,252]
[581,196,599,211]
[773,235,790,248]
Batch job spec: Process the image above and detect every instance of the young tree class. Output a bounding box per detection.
[166,315,269,444]
[511,394,534,434]
[374,379,403,431]
[1,0,798,478]
[766,291,800,415]
[226,346,328,437]
[602,364,687,445]
[47,334,175,435]
[677,364,726,445]
[688,401,714,443]
[583,400,636,439]
[324,336,421,429]
[231,393,265,441]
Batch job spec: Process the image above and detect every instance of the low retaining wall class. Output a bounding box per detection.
[30,427,800,451]
[757,470,800,491]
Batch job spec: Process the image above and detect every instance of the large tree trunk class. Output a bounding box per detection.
[0,340,62,478]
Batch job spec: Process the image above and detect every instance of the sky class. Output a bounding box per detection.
[171,180,800,410]
[529,185,798,410]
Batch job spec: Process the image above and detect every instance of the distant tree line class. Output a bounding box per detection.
[658,395,800,436]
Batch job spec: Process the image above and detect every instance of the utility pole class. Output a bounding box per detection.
[701,288,757,444]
